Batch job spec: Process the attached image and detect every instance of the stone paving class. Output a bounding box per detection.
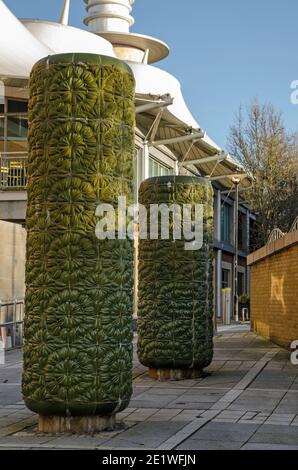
[0,325,298,450]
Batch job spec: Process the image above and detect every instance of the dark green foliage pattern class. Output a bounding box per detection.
[22,54,135,416]
[138,176,214,370]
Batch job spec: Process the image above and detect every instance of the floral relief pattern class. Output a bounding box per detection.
[137,176,214,371]
[22,54,135,417]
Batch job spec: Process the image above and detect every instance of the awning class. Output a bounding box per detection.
[129,61,252,193]
[135,93,252,193]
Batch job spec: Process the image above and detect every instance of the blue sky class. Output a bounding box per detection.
[4,0,298,148]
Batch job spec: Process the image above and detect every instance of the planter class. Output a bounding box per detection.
[137,176,214,379]
[23,53,135,430]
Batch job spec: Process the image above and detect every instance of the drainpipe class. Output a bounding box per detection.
[134,139,149,322]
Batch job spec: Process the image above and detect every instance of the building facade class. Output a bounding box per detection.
[0,0,255,321]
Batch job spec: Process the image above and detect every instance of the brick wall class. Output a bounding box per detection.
[247,231,298,349]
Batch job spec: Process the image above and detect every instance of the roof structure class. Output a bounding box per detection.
[83,0,252,192]
[83,0,169,64]
[0,0,50,78]
[0,0,115,78]
[0,0,252,192]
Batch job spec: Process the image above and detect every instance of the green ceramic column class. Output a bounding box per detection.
[23,53,135,429]
[138,176,214,380]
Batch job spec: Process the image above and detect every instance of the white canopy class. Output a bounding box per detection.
[0,0,51,77]
[22,20,115,58]
[0,0,115,78]
[130,62,250,189]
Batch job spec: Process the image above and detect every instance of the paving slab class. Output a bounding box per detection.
[100,421,187,449]
[1,326,298,450]
[242,443,298,450]
[188,421,259,443]
[248,424,298,446]
[176,439,243,450]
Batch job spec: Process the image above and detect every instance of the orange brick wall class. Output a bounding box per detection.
[250,243,298,349]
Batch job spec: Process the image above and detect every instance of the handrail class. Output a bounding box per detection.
[0,152,27,156]
[4,112,28,116]
[0,301,24,309]
[0,320,23,327]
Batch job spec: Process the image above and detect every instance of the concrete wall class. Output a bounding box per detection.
[0,220,26,302]
[0,191,27,223]
[247,230,298,349]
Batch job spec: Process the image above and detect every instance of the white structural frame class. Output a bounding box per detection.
[149,130,205,147]
[209,173,248,182]
[135,94,174,114]
[180,151,228,168]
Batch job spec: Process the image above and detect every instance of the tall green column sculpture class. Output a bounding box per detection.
[138,176,214,380]
[23,53,135,432]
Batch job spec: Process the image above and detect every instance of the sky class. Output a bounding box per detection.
[4,0,298,149]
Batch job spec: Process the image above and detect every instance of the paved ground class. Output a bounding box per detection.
[1,325,298,450]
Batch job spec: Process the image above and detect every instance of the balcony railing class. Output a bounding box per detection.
[0,152,27,190]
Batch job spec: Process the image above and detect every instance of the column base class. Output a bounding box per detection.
[148,368,202,381]
[38,415,116,434]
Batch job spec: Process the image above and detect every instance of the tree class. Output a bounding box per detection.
[228,100,298,249]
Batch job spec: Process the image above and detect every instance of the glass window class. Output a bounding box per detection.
[222,269,230,289]
[0,116,4,140]
[7,100,28,113]
[0,98,28,190]
[238,272,245,296]
[7,116,28,139]
[5,100,28,140]
[238,212,246,250]
[149,157,172,177]
[221,203,232,243]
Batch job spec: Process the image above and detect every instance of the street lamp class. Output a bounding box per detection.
[231,176,241,323]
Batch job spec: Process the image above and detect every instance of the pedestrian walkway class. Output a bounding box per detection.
[0,326,298,450]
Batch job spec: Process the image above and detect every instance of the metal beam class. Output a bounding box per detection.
[208,173,247,182]
[60,0,70,25]
[181,152,227,167]
[145,108,164,142]
[149,130,205,147]
[135,94,174,114]
[221,184,253,195]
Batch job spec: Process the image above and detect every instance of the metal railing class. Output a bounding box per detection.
[267,216,298,244]
[0,152,27,190]
[0,300,24,349]
[290,216,298,233]
[267,228,285,244]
